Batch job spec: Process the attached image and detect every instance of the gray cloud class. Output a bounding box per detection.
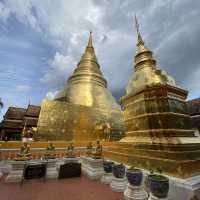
[0,0,200,101]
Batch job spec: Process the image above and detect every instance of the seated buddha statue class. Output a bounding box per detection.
[86,142,93,157]
[16,142,31,160]
[44,142,56,159]
[92,140,103,159]
[65,142,76,158]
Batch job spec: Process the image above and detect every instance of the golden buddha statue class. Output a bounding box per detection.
[16,142,31,160]
[65,142,75,158]
[92,140,103,159]
[44,142,56,159]
[86,142,93,157]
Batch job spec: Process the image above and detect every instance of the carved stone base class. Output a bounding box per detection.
[124,184,148,200]
[101,173,113,184]
[110,177,127,192]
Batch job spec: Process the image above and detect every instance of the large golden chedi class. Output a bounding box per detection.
[37,32,124,141]
[104,18,200,178]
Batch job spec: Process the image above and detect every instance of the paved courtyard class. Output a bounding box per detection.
[0,175,123,200]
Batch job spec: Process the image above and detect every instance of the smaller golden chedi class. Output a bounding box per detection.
[65,142,75,158]
[92,140,103,159]
[16,142,31,161]
[86,142,93,157]
[44,142,56,159]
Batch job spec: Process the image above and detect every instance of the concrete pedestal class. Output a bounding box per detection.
[124,184,148,200]
[0,161,12,174]
[101,173,113,184]
[83,157,104,180]
[110,177,127,192]
[5,159,59,182]
[148,194,168,200]
[46,159,58,179]
[81,156,88,174]
[63,157,79,164]
[5,160,26,182]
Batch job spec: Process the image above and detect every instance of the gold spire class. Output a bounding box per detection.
[81,31,97,61]
[134,15,144,46]
[133,15,156,70]
[126,17,176,95]
[87,31,93,48]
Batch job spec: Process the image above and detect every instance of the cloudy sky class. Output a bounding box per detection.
[0,0,200,118]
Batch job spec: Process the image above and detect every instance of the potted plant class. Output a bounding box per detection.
[112,163,125,178]
[148,167,169,198]
[103,160,114,173]
[126,166,143,187]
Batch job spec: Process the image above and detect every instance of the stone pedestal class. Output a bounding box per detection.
[5,160,26,182]
[148,194,168,200]
[101,173,113,184]
[110,177,127,192]
[124,184,148,200]
[63,157,79,164]
[83,157,104,180]
[81,156,88,174]
[0,160,12,174]
[46,159,58,179]
[5,159,59,182]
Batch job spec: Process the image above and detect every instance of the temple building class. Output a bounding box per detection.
[104,17,200,178]
[0,105,40,140]
[187,98,200,133]
[37,32,124,141]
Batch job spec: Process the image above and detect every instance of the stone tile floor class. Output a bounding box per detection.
[0,175,123,200]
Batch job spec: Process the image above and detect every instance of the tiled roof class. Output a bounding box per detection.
[2,119,23,129]
[187,98,200,115]
[4,107,26,120]
[25,105,41,117]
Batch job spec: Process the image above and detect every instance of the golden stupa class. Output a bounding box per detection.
[104,17,200,178]
[37,32,124,141]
